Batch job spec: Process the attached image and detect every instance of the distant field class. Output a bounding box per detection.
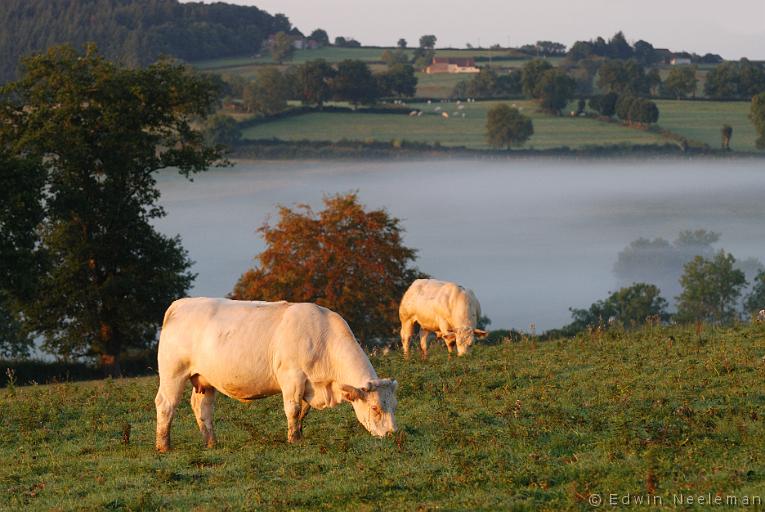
[241,100,667,150]
[656,100,757,150]
[3,324,765,509]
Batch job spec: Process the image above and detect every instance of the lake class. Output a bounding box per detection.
[155,158,765,331]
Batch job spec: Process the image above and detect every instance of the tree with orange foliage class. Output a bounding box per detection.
[231,193,426,345]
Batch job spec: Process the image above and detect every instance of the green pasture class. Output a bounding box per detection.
[3,323,765,510]
[655,100,758,151]
[241,100,667,150]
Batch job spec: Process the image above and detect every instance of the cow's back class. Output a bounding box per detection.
[401,279,474,330]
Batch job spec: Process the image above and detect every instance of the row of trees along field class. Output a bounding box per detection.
[224,59,417,116]
[0,0,295,82]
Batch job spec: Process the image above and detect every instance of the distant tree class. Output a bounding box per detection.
[381,49,410,67]
[646,68,662,96]
[535,41,567,57]
[535,69,576,114]
[614,230,720,302]
[615,94,637,121]
[243,67,289,115]
[597,59,648,96]
[419,35,437,50]
[751,92,765,149]
[0,45,223,375]
[565,283,669,334]
[567,41,593,61]
[745,271,765,316]
[334,36,348,47]
[721,124,733,150]
[662,65,698,98]
[231,193,424,345]
[309,29,330,47]
[289,59,336,107]
[628,98,660,126]
[521,59,553,98]
[377,63,418,97]
[589,91,618,117]
[270,32,295,64]
[705,59,765,99]
[397,38,408,49]
[485,104,534,149]
[333,60,379,105]
[633,40,657,65]
[607,31,633,59]
[203,114,242,147]
[676,251,747,324]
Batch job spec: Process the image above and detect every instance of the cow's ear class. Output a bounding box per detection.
[474,329,488,338]
[442,331,457,341]
[341,384,365,402]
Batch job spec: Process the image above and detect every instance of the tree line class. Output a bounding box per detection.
[0,0,294,82]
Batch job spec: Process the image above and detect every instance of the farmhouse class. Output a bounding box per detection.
[425,57,480,74]
[670,56,692,65]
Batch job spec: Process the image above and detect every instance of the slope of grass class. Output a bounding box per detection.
[656,100,758,151]
[3,323,765,510]
[241,100,666,150]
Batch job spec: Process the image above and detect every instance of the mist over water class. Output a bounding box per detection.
[154,159,765,331]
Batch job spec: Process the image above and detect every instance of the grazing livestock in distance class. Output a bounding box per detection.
[399,279,487,358]
[155,298,398,452]
[758,309,765,322]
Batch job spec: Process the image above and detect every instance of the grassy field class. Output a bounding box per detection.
[3,323,765,510]
[655,100,757,151]
[241,100,667,150]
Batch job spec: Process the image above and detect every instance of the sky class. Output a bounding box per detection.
[196,0,765,60]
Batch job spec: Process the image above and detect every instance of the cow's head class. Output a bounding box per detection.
[442,327,488,356]
[341,378,398,437]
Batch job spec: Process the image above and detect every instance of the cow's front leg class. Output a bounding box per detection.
[279,374,306,443]
[400,319,414,358]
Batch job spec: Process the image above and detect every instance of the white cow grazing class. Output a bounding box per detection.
[758,309,765,322]
[399,279,487,357]
[155,298,398,452]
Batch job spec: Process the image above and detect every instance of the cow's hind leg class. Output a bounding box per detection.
[278,372,306,443]
[400,318,414,358]
[297,400,311,438]
[155,373,187,453]
[419,329,431,359]
[190,387,217,448]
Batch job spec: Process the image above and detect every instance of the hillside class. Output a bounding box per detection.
[0,0,295,82]
[3,323,765,509]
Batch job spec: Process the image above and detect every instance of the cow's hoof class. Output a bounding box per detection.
[288,432,302,444]
[156,444,170,453]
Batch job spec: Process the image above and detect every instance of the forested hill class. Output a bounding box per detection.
[0,0,294,82]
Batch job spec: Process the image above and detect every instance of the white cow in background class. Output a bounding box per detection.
[155,298,398,452]
[758,309,765,322]
[399,279,487,357]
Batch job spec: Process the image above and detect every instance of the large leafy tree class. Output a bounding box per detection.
[269,32,295,64]
[662,65,698,98]
[377,63,418,98]
[0,152,46,356]
[521,59,553,98]
[333,60,379,106]
[243,67,289,115]
[535,69,576,115]
[0,45,224,374]
[231,193,424,345]
[486,104,534,149]
[289,60,336,107]
[675,251,747,324]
